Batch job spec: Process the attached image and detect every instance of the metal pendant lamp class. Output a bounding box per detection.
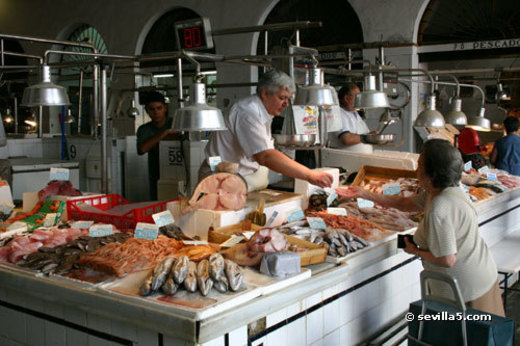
[64,108,75,124]
[414,95,445,128]
[22,65,71,107]
[466,107,491,132]
[354,75,390,109]
[172,79,226,131]
[495,82,509,102]
[3,109,14,124]
[293,67,338,106]
[444,98,467,126]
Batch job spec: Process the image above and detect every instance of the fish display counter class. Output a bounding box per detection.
[1,173,520,345]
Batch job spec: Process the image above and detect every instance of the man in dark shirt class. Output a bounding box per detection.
[136,92,176,200]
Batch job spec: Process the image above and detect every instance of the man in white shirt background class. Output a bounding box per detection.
[329,82,377,152]
[201,69,333,191]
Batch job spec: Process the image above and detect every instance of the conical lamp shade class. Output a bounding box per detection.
[21,65,70,107]
[466,107,490,132]
[354,75,390,109]
[414,95,445,128]
[172,82,226,131]
[293,68,338,106]
[444,98,467,125]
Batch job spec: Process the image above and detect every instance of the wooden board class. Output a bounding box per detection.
[208,221,327,266]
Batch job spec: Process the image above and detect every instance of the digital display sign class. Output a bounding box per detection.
[175,17,214,50]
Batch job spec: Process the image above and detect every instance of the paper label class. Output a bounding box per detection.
[265,211,278,227]
[50,167,70,181]
[208,156,222,171]
[43,213,57,227]
[220,236,244,248]
[486,172,498,181]
[478,165,490,174]
[327,192,338,206]
[357,198,375,208]
[89,224,113,237]
[134,222,159,239]
[152,210,175,227]
[183,240,209,246]
[286,209,305,223]
[71,220,94,229]
[464,161,472,172]
[242,231,256,240]
[383,183,401,195]
[7,221,28,232]
[306,217,327,229]
[327,207,347,216]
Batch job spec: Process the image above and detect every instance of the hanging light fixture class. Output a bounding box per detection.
[172,76,226,131]
[444,97,467,126]
[466,107,491,132]
[24,112,38,128]
[293,67,338,106]
[64,108,75,124]
[22,65,71,107]
[414,95,445,128]
[127,99,140,118]
[3,109,14,124]
[353,75,390,109]
[495,82,509,102]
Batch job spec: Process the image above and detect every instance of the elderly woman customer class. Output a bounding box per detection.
[336,139,504,316]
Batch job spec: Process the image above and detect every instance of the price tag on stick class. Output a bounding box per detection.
[134,223,159,240]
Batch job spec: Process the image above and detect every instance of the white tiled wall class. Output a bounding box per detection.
[257,254,421,346]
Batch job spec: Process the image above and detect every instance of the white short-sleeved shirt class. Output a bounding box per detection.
[412,187,498,302]
[204,95,274,177]
[328,107,372,152]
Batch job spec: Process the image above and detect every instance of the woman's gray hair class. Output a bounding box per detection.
[422,139,463,189]
[256,69,296,96]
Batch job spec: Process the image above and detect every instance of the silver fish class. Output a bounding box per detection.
[208,253,225,281]
[151,257,175,291]
[213,275,229,293]
[161,273,178,295]
[328,244,338,257]
[197,260,213,296]
[225,259,243,292]
[139,272,154,296]
[184,261,198,293]
[172,255,189,284]
[337,244,347,257]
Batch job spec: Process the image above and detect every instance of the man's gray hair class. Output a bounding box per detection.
[256,69,296,96]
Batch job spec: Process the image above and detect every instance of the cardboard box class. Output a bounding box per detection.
[351,165,417,187]
[208,221,327,266]
[157,179,185,201]
[294,167,340,210]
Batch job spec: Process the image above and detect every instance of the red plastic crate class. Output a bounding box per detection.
[66,194,179,230]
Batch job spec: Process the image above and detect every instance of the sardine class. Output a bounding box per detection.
[184,261,198,292]
[172,255,189,284]
[151,257,175,291]
[353,236,369,247]
[336,244,347,257]
[161,273,178,295]
[225,259,243,292]
[208,253,225,281]
[54,254,80,275]
[197,260,213,296]
[328,243,338,257]
[337,233,349,247]
[41,262,59,274]
[213,275,229,293]
[139,272,154,296]
[314,236,324,246]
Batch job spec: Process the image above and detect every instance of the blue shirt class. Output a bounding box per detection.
[494,133,520,176]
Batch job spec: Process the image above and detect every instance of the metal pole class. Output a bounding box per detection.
[176,58,184,108]
[378,46,385,92]
[13,96,18,134]
[1,39,4,66]
[264,30,268,74]
[78,70,83,135]
[100,66,108,194]
[38,105,43,138]
[92,64,99,138]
